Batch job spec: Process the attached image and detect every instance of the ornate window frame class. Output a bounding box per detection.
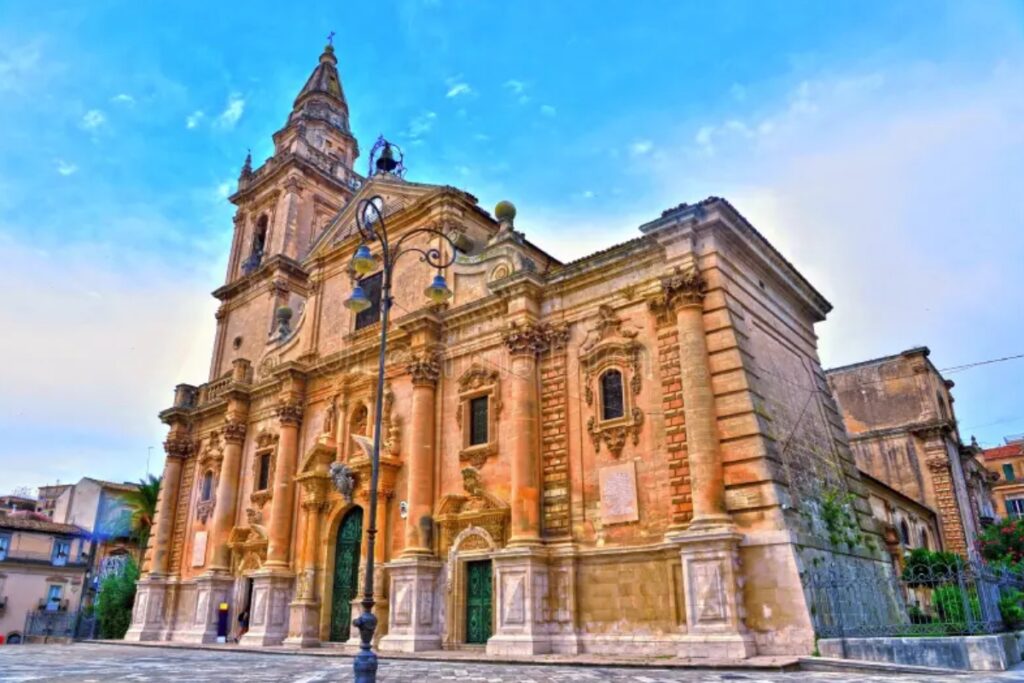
[250,431,279,507]
[195,432,224,523]
[455,364,501,468]
[581,305,644,458]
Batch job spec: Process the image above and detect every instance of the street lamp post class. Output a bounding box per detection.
[344,180,457,683]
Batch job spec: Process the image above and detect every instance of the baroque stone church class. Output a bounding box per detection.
[126,43,893,657]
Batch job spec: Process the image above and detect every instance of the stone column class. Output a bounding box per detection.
[150,433,190,575]
[285,480,328,647]
[242,386,305,647]
[125,419,192,642]
[403,354,440,555]
[502,322,547,546]
[657,265,755,659]
[208,419,247,571]
[265,401,303,568]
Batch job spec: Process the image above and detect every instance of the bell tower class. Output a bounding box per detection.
[224,41,362,283]
[211,41,364,380]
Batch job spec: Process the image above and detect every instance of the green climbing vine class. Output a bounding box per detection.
[819,486,870,550]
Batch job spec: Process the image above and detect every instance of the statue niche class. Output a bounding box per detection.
[435,466,509,556]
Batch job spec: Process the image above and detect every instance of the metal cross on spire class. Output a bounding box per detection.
[327,30,335,46]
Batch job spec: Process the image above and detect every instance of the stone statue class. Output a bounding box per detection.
[323,394,338,435]
[330,461,355,504]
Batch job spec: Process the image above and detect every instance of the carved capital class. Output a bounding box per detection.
[275,401,304,426]
[164,436,194,460]
[925,456,950,474]
[222,420,247,445]
[406,354,441,387]
[215,305,228,321]
[649,265,706,321]
[502,321,567,357]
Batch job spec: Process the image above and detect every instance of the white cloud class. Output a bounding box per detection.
[186,110,204,129]
[446,82,471,98]
[215,93,245,129]
[629,139,654,156]
[0,42,41,92]
[55,160,77,176]
[504,79,525,94]
[111,93,135,105]
[216,181,232,198]
[408,111,437,138]
[80,109,106,131]
[540,104,556,117]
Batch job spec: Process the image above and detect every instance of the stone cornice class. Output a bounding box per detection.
[229,150,356,206]
[213,254,309,303]
[488,271,546,300]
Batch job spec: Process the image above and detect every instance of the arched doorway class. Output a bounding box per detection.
[330,506,363,642]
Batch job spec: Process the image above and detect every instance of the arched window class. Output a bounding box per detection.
[243,215,269,274]
[899,520,911,546]
[6,631,22,644]
[600,369,625,421]
[257,452,272,491]
[201,471,214,501]
[920,527,930,550]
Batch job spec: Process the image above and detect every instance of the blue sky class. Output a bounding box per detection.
[2,1,1023,491]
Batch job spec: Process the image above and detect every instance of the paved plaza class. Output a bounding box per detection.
[1,644,1024,683]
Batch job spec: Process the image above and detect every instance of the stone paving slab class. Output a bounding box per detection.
[1,643,1023,682]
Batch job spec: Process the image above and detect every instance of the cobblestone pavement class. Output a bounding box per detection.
[1,644,1023,683]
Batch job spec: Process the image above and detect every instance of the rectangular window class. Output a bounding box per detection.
[0,534,9,561]
[257,453,272,491]
[469,396,489,446]
[355,271,383,331]
[1004,464,1016,481]
[52,540,70,566]
[46,584,63,611]
[1007,499,1024,518]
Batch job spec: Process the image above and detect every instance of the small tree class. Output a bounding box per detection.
[123,475,161,561]
[95,556,140,639]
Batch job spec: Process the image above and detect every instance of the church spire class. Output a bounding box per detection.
[290,41,350,132]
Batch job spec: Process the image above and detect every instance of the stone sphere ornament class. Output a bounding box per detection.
[495,200,516,222]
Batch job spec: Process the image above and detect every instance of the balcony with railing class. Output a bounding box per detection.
[0,548,87,568]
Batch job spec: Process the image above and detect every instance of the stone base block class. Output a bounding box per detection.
[176,573,234,644]
[378,556,442,653]
[124,579,171,642]
[485,633,553,656]
[677,633,757,659]
[548,633,581,655]
[819,634,1023,671]
[240,571,294,647]
[283,600,321,648]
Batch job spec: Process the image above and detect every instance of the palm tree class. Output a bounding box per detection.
[124,474,161,561]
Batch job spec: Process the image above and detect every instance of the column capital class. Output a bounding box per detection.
[222,419,247,444]
[164,435,195,460]
[275,401,304,426]
[649,265,706,318]
[407,353,441,387]
[502,321,568,357]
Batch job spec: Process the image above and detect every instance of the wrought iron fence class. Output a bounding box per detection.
[24,610,79,639]
[806,560,1024,638]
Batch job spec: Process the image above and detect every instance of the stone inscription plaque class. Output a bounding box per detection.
[599,460,639,524]
[191,530,208,568]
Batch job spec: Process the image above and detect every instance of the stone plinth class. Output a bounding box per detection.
[486,546,551,656]
[239,571,294,646]
[283,598,321,648]
[177,573,234,644]
[670,527,756,659]
[124,576,172,642]
[379,556,443,652]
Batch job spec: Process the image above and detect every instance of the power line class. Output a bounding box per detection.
[941,353,1024,374]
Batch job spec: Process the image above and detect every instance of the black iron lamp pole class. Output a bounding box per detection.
[344,189,457,683]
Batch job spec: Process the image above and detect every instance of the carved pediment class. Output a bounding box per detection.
[435,466,509,555]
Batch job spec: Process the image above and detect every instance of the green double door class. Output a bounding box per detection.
[330,507,363,642]
[465,560,493,644]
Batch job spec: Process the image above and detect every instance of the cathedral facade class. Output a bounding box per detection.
[126,44,892,657]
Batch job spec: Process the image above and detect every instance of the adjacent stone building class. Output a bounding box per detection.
[827,347,995,558]
[127,43,894,658]
[979,436,1024,520]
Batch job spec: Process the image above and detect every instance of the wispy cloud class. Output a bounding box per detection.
[186,110,204,129]
[216,181,232,198]
[110,93,135,105]
[0,42,42,92]
[215,93,245,129]
[80,109,106,131]
[629,139,653,156]
[408,111,437,138]
[540,104,556,117]
[55,160,77,176]
[504,79,525,94]
[446,82,471,98]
